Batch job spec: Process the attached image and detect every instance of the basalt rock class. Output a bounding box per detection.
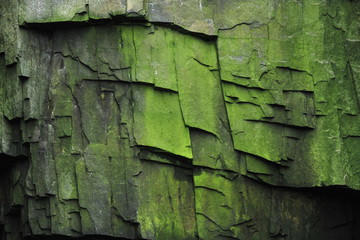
[1,0,360,239]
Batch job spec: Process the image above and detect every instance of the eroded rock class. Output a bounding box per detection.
[1,0,360,239]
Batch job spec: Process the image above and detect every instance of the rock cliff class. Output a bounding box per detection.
[1,0,360,239]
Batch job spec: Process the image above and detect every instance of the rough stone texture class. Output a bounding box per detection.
[1,0,360,239]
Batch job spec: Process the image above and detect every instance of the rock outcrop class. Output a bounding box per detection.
[1,0,360,239]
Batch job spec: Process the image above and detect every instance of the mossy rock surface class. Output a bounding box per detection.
[1,0,360,239]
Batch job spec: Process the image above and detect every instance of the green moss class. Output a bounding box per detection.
[133,84,193,159]
[137,161,197,240]
[2,1,360,239]
[194,169,246,240]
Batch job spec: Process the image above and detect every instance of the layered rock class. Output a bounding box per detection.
[1,0,360,239]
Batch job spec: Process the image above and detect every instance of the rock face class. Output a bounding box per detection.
[1,0,360,239]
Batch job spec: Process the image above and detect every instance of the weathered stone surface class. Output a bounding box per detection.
[1,0,360,240]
